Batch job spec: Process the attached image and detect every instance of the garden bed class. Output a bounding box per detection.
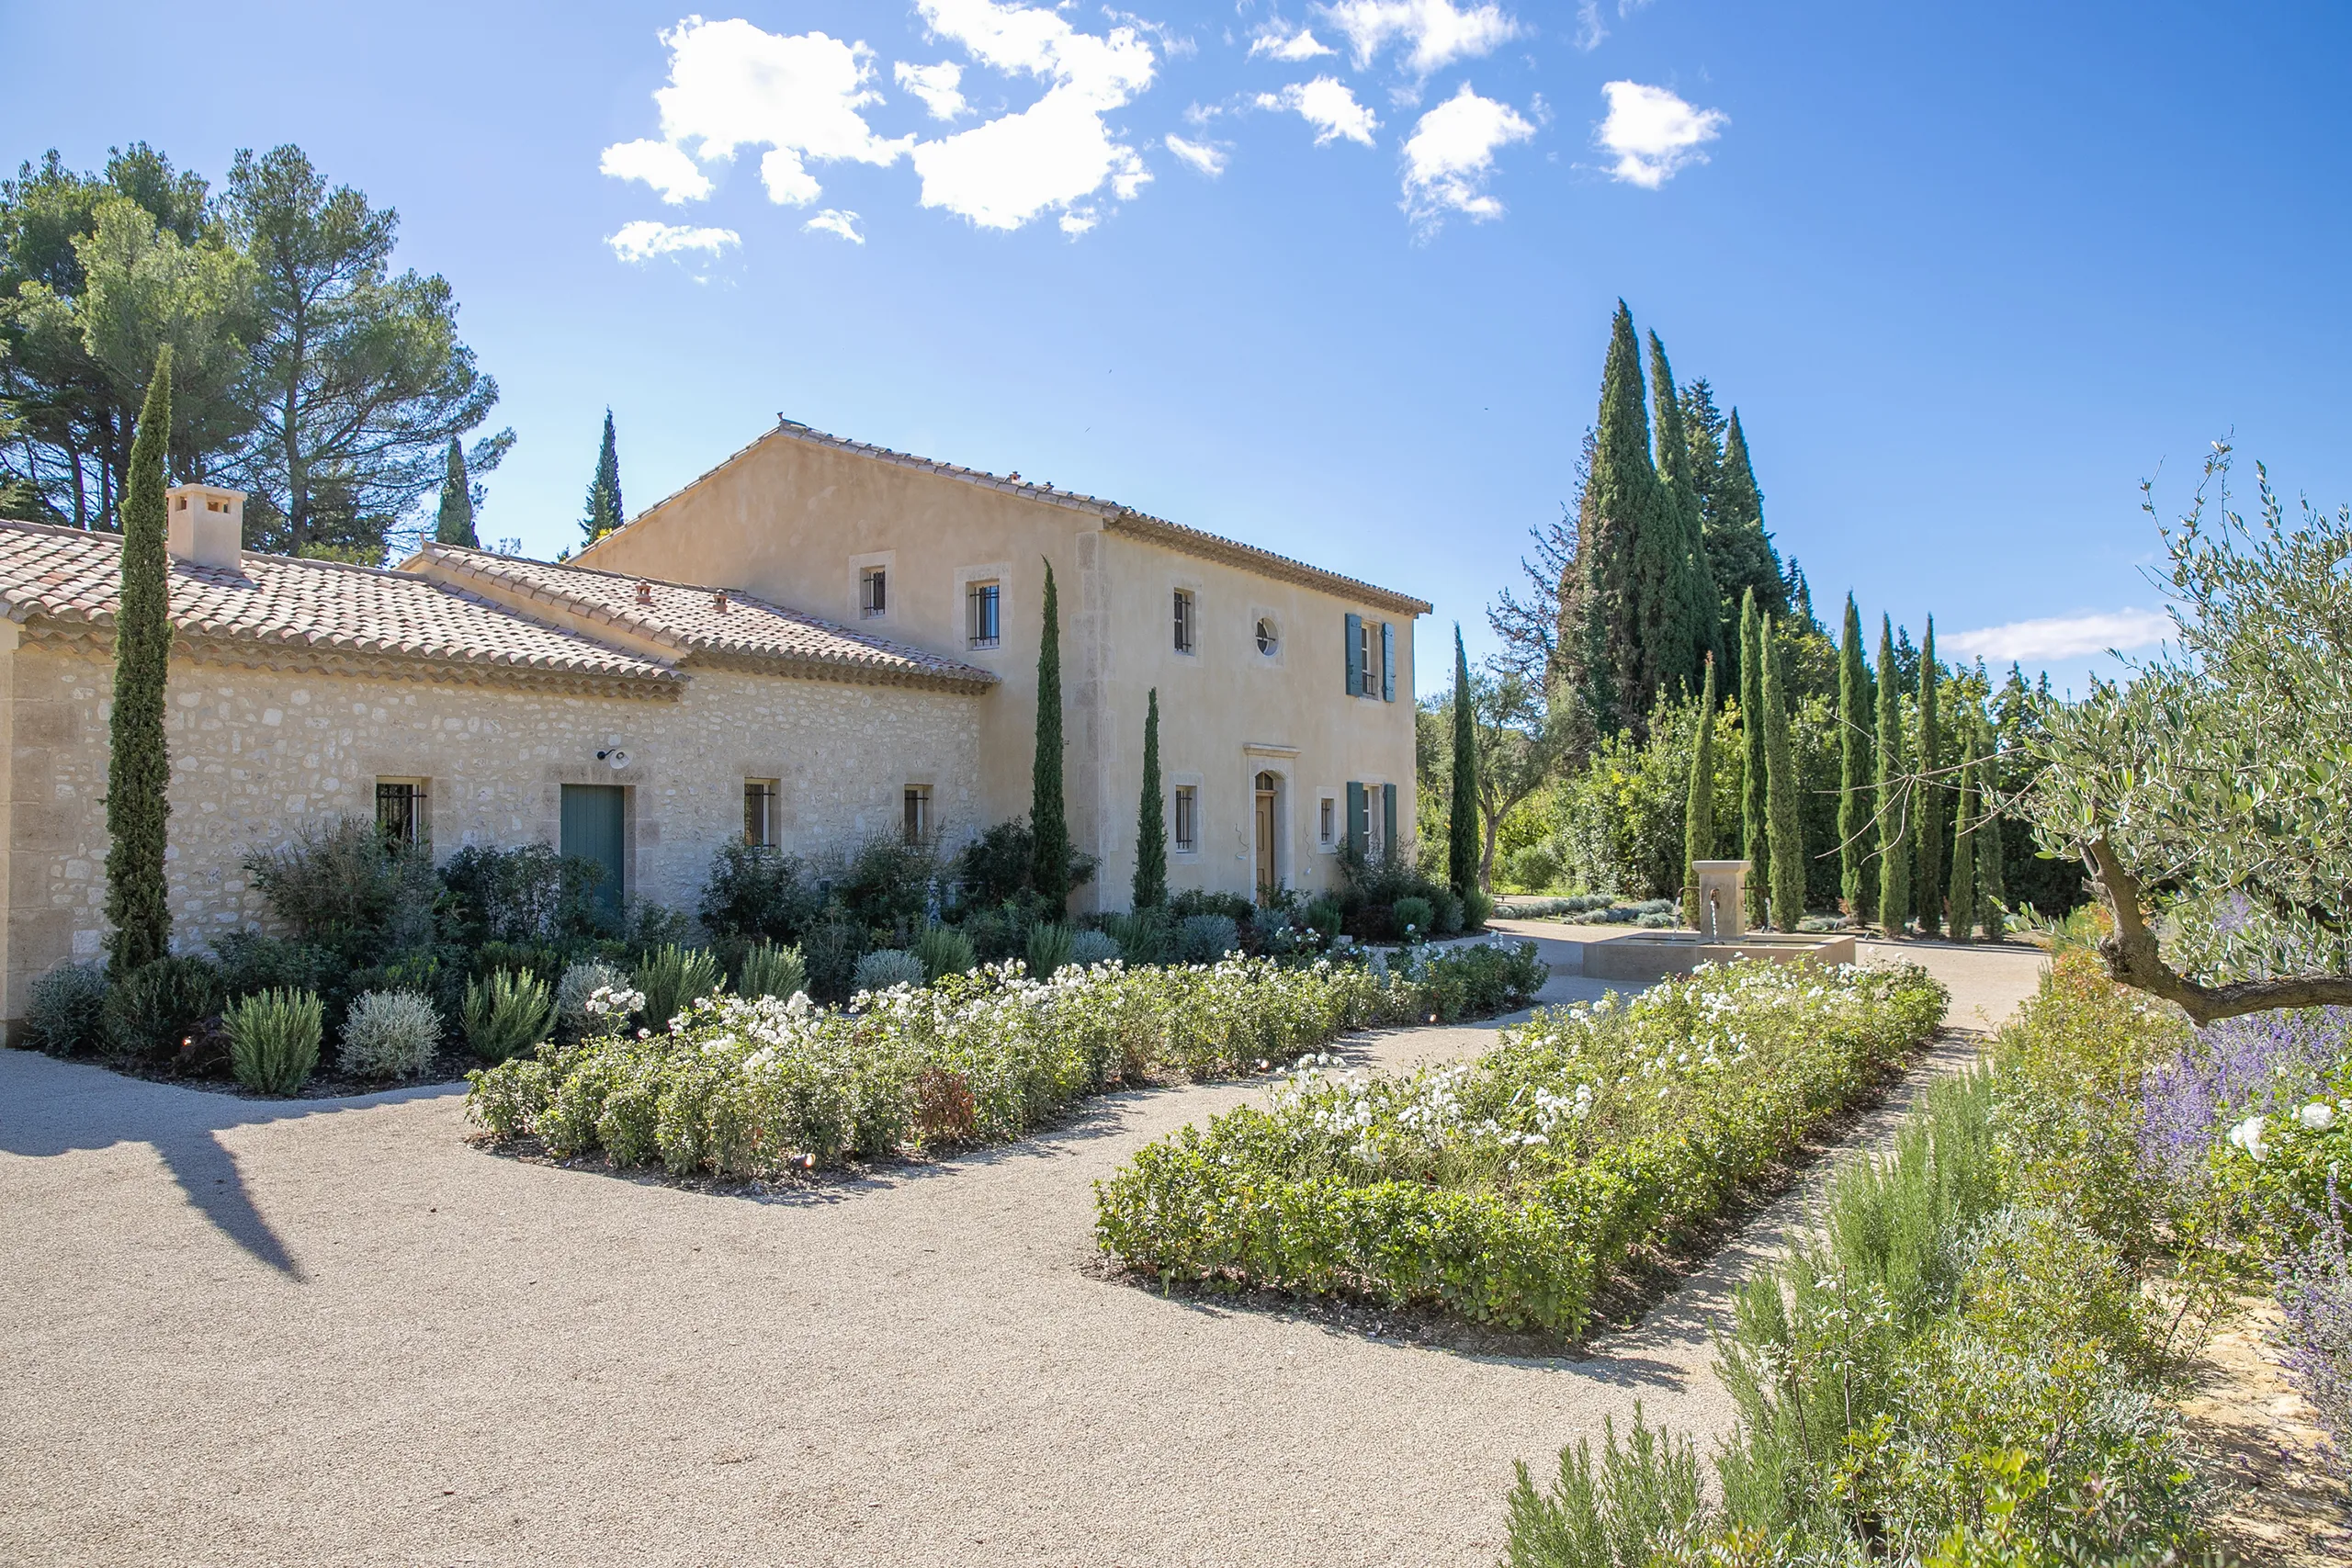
[1092,958,1949,1338]
[464,942,1550,1180]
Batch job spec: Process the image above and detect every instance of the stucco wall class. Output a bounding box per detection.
[4,638,982,1021]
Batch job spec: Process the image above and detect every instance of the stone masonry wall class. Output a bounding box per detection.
[6,637,983,1019]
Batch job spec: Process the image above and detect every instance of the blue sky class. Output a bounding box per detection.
[6,0,2348,696]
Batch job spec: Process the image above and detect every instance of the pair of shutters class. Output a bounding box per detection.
[1343,781,1397,859]
[1342,614,1396,701]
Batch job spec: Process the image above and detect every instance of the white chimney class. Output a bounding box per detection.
[165,484,244,569]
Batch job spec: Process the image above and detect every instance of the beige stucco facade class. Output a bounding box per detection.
[0,630,981,1024]
[576,424,1428,912]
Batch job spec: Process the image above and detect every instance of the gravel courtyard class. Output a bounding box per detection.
[0,932,2044,1568]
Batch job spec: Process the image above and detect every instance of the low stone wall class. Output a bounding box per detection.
[1579,931,1860,982]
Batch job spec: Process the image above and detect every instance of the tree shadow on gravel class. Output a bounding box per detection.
[0,1047,461,1279]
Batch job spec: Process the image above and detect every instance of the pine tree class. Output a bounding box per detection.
[1132,687,1166,909]
[1945,712,1978,942]
[1030,560,1069,905]
[106,345,175,976]
[1648,332,1721,688]
[1683,654,1717,929]
[1763,620,1804,931]
[1448,626,1480,898]
[1913,617,1945,936]
[1738,591,1770,928]
[435,437,478,547]
[1838,594,1873,921]
[1875,616,1911,932]
[1977,707,2008,942]
[582,409,624,544]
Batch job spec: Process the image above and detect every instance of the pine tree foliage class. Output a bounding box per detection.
[1914,617,1945,935]
[1030,560,1069,905]
[1647,333,1721,686]
[1682,653,1717,929]
[1738,591,1770,927]
[1448,626,1481,898]
[106,346,174,976]
[1132,687,1165,909]
[1762,619,1804,931]
[1875,616,1912,931]
[1838,594,1874,920]
[1945,710,1978,942]
[435,436,477,547]
[582,408,623,544]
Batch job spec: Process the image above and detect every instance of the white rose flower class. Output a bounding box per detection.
[2226,1113,2270,1162]
[2301,1102,2338,1134]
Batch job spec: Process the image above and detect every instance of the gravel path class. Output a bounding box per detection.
[0,935,2044,1568]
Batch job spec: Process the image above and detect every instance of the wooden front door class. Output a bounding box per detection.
[1254,772,1278,904]
[560,784,626,921]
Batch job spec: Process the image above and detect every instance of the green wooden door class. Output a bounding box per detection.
[560,784,626,919]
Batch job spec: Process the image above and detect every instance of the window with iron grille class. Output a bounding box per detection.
[744,779,778,847]
[967,581,1001,649]
[903,784,932,845]
[1172,589,1196,654]
[860,565,888,618]
[376,780,424,846]
[1173,784,1198,853]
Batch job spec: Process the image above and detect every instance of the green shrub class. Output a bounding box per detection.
[1430,890,1465,937]
[555,959,629,1039]
[1502,1406,1705,1568]
[1302,898,1344,942]
[224,987,323,1094]
[799,915,865,1002]
[440,842,610,944]
[832,835,943,933]
[1175,913,1239,963]
[339,989,441,1080]
[737,941,807,1000]
[913,924,977,981]
[1096,959,1945,1335]
[853,948,927,992]
[101,955,224,1063]
[1465,888,1496,930]
[1392,896,1435,939]
[462,969,555,1063]
[1068,929,1121,967]
[1102,908,1172,964]
[1025,921,1075,977]
[244,817,438,956]
[24,962,109,1057]
[696,842,822,946]
[213,931,333,1000]
[634,943,724,1031]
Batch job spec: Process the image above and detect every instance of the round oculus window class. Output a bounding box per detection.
[1255,616,1280,657]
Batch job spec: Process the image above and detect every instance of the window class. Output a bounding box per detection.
[903,784,932,845]
[1255,615,1280,658]
[1318,794,1336,849]
[859,565,888,618]
[744,779,779,847]
[967,580,1001,649]
[375,779,426,846]
[1359,620,1379,696]
[1173,784,1198,854]
[1172,588,1196,655]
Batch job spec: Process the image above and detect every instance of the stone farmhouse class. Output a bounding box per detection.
[0,423,1423,1026]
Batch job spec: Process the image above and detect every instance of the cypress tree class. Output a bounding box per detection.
[1648,332,1721,688]
[1737,591,1769,928]
[1448,626,1480,898]
[1838,594,1873,921]
[435,437,479,547]
[1132,687,1166,910]
[1762,619,1803,931]
[582,409,624,544]
[1578,301,1668,734]
[1945,712,1978,942]
[1713,411,1787,620]
[1030,560,1069,904]
[1874,616,1911,932]
[106,345,175,976]
[1682,653,1717,930]
[1977,709,2008,942]
[1913,617,1945,936]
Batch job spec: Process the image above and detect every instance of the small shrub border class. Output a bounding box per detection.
[465,942,1548,1179]
[1093,959,1948,1337]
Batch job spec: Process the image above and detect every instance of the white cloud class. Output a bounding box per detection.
[1400,82,1535,230]
[906,0,1157,232]
[1257,77,1381,147]
[1944,610,2174,665]
[606,220,742,264]
[1573,0,1651,52]
[598,139,713,204]
[602,18,913,211]
[803,209,865,243]
[1595,80,1726,188]
[1321,0,1521,76]
[894,61,969,120]
[1164,135,1228,177]
[1249,24,1337,61]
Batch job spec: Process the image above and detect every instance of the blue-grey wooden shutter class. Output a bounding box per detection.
[1380,622,1396,702]
[1344,613,1363,696]
[1346,781,1367,857]
[1382,783,1397,854]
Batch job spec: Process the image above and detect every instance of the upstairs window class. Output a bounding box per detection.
[1173,784,1198,853]
[967,580,1001,649]
[1172,589,1196,655]
[376,779,426,847]
[1256,615,1280,658]
[860,565,888,619]
[903,784,932,845]
[744,779,779,847]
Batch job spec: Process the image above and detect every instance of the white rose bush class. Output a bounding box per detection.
[1094,959,1948,1336]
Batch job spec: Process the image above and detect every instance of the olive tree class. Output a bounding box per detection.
[2030,446,2352,1022]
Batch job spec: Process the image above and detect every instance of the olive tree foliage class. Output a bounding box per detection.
[2029,446,2352,1022]
[1423,657,1581,892]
